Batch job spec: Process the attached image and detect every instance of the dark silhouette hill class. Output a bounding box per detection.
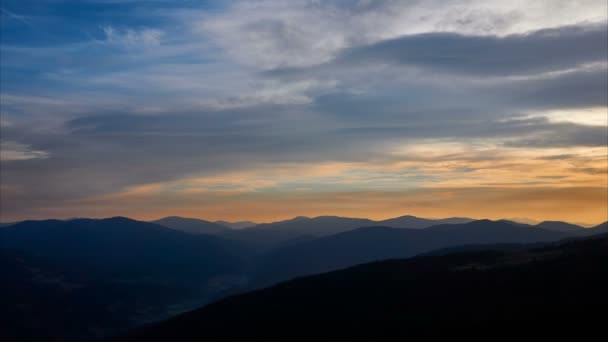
[152,216,230,235]
[219,215,476,251]
[534,220,587,234]
[497,219,532,227]
[0,217,244,279]
[252,220,572,286]
[243,215,375,236]
[0,249,192,342]
[3,215,604,341]
[0,217,252,341]
[377,215,474,228]
[116,234,608,341]
[219,216,376,250]
[590,221,608,234]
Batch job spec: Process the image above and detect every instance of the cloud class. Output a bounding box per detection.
[0,141,49,161]
[102,26,163,47]
[0,0,606,221]
[198,0,608,69]
[335,23,607,76]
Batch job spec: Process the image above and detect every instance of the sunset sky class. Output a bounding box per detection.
[1,0,607,224]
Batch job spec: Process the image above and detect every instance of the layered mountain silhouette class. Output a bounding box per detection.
[151,216,230,235]
[2,214,606,341]
[147,214,601,251]
[220,216,375,247]
[252,219,573,286]
[115,234,608,341]
[376,215,474,228]
[219,215,476,250]
[534,220,587,234]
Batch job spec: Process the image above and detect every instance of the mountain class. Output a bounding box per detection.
[497,219,532,227]
[505,217,540,225]
[377,215,474,228]
[219,216,376,250]
[534,220,587,234]
[0,249,189,342]
[590,221,608,234]
[0,222,18,228]
[219,214,473,250]
[116,234,608,341]
[0,217,243,279]
[0,217,251,341]
[218,215,586,252]
[249,215,376,236]
[152,216,230,235]
[252,220,571,286]
[215,220,258,229]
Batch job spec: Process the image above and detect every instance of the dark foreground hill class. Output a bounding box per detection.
[116,234,608,341]
[0,249,191,342]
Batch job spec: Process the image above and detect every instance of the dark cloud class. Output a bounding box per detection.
[338,23,607,76]
[505,67,608,110]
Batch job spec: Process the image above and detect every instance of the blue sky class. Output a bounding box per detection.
[1,1,607,223]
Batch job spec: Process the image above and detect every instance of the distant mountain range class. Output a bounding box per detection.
[0,217,245,279]
[151,216,230,235]
[251,219,576,286]
[115,233,608,341]
[3,214,601,237]
[376,215,474,228]
[215,220,258,229]
[1,214,606,341]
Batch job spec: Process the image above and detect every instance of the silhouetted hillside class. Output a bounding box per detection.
[377,215,474,228]
[252,220,571,286]
[534,220,587,234]
[243,215,375,235]
[117,234,608,341]
[219,215,476,250]
[3,216,605,341]
[590,221,608,234]
[0,217,251,341]
[1,217,244,279]
[0,249,188,342]
[219,216,375,250]
[152,216,230,235]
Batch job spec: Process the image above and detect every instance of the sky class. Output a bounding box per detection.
[0,0,607,224]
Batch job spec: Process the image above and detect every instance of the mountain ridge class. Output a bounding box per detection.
[114,233,608,341]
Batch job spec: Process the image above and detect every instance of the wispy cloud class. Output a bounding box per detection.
[0,141,49,161]
[102,26,164,48]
